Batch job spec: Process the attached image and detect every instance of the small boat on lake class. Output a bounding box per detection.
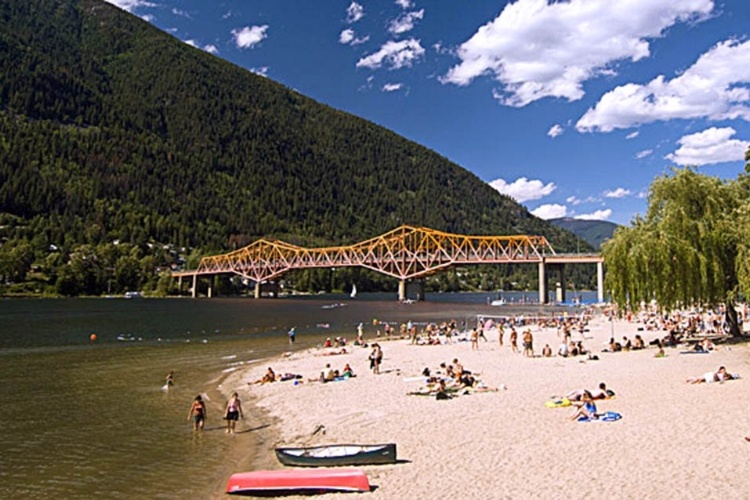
[226,468,370,495]
[275,443,397,467]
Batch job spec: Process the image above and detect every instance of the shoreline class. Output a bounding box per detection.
[217,312,750,499]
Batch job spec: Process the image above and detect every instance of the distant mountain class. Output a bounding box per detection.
[549,218,619,250]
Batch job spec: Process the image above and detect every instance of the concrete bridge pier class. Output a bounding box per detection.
[398,280,406,302]
[538,263,546,304]
[597,261,604,303]
[254,281,261,299]
[192,274,197,298]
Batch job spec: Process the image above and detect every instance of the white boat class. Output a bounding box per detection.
[350,284,357,299]
[490,298,507,306]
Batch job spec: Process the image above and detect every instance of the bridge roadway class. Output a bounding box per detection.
[172,226,604,302]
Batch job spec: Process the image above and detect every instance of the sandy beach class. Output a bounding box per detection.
[220,312,750,499]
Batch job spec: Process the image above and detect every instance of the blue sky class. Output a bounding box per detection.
[106,0,750,225]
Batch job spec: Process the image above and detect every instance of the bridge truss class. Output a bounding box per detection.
[187,225,558,283]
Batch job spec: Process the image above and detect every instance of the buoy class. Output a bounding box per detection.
[89,333,97,342]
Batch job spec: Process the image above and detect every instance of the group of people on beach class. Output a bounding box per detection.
[186,392,244,434]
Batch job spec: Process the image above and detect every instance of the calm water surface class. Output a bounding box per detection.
[0,293,595,498]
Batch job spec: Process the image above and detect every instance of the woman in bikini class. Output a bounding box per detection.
[187,395,207,431]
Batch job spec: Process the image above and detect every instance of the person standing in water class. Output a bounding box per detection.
[223,392,244,434]
[165,370,175,388]
[187,395,207,431]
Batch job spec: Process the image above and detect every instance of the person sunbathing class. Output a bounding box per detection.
[566,382,614,401]
[687,366,738,384]
[569,391,598,421]
[251,367,277,385]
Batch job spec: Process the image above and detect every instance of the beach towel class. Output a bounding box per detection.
[578,411,622,422]
[545,397,572,408]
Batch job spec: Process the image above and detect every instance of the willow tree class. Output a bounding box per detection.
[603,167,748,336]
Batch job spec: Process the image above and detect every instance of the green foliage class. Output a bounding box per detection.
[0,0,590,296]
[603,166,750,334]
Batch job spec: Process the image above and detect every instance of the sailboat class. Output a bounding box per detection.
[350,284,357,299]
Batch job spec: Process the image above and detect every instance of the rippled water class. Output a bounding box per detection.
[0,294,594,498]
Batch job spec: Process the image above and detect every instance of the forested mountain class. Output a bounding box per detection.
[549,218,619,250]
[0,0,590,296]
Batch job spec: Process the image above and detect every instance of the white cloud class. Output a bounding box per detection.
[566,196,581,206]
[665,127,750,166]
[604,188,631,198]
[184,39,197,47]
[442,0,713,107]
[382,83,403,92]
[575,209,612,221]
[356,39,425,70]
[204,45,219,55]
[532,204,567,219]
[232,25,268,49]
[104,0,155,12]
[346,2,364,23]
[626,131,640,140]
[250,67,269,77]
[339,29,369,46]
[172,8,190,18]
[395,0,413,8]
[547,124,564,138]
[577,38,750,132]
[388,10,424,35]
[635,149,653,159]
[488,177,556,203]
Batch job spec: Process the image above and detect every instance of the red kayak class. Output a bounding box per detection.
[226,468,370,495]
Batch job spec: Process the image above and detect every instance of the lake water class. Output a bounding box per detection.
[0,292,597,498]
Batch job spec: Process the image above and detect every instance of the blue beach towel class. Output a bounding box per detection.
[578,411,622,422]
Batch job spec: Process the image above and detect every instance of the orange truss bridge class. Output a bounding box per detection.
[173,225,603,302]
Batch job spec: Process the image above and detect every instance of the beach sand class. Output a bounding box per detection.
[220,313,750,499]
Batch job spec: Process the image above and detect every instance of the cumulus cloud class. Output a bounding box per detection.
[356,39,425,70]
[636,149,653,159]
[532,204,567,220]
[339,28,369,46]
[566,196,581,206]
[577,38,750,132]
[665,127,750,166]
[575,209,613,221]
[388,10,424,35]
[395,0,413,8]
[382,83,403,92]
[626,131,640,140]
[104,0,155,12]
[547,124,564,138]
[442,0,713,107]
[250,67,269,77]
[232,25,268,49]
[604,188,631,198]
[183,40,218,54]
[488,177,556,203]
[346,2,364,23]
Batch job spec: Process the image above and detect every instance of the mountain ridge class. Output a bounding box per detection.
[0,0,592,295]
